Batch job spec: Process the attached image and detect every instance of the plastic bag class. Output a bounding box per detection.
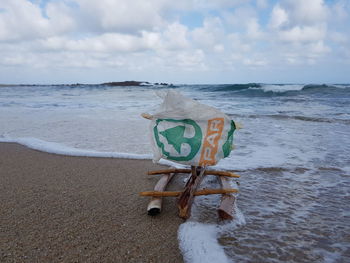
[148,90,236,166]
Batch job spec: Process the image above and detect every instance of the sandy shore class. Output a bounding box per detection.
[0,143,184,262]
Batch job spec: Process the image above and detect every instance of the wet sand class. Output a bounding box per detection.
[0,143,184,262]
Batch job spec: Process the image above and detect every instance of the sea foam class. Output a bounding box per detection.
[178,206,246,263]
[0,136,187,168]
[0,137,151,159]
[179,222,231,263]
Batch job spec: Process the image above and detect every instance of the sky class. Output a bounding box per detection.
[0,0,349,84]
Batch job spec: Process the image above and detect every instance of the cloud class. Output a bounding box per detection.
[266,0,332,66]
[246,18,264,39]
[45,1,76,33]
[256,0,268,9]
[269,0,329,42]
[40,32,161,53]
[331,0,349,21]
[0,0,349,83]
[243,57,267,67]
[0,0,51,41]
[192,17,225,48]
[284,0,328,26]
[278,25,326,43]
[162,22,189,50]
[72,0,167,34]
[173,49,206,69]
[269,5,288,29]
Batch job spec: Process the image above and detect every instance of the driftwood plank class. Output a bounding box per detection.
[148,169,240,178]
[218,176,238,220]
[140,188,239,197]
[147,173,174,215]
[177,166,205,219]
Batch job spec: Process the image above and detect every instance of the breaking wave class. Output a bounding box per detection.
[195,83,350,96]
[228,113,350,124]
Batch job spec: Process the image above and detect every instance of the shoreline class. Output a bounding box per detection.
[0,142,184,262]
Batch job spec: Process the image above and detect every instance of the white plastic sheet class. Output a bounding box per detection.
[149,90,236,166]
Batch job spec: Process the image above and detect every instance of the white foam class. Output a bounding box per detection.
[260,84,304,93]
[0,136,192,170]
[0,137,152,160]
[178,222,231,263]
[342,166,350,175]
[178,205,246,263]
[218,205,246,234]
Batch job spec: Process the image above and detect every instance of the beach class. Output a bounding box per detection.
[1,0,350,259]
[1,84,350,262]
[0,142,184,262]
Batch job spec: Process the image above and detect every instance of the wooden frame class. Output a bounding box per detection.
[140,166,239,220]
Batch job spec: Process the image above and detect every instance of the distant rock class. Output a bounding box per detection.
[0,81,173,87]
[101,81,172,87]
[154,82,171,86]
[101,81,150,86]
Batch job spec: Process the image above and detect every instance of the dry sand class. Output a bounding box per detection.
[0,143,184,262]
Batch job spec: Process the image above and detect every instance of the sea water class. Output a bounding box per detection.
[1,84,349,262]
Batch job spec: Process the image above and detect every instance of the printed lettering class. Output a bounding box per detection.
[199,118,224,166]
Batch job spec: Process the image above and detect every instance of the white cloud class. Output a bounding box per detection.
[269,4,288,29]
[0,0,349,83]
[309,41,330,55]
[331,0,349,21]
[256,0,268,9]
[162,22,189,50]
[189,0,250,10]
[73,0,167,33]
[175,49,206,69]
[223,5,257,28]
[228,33,251,53]
[1,54,29,66]
[41,32,161,53]
[284,0,328,26]
[278,25,326,43]
[46,1,76,33]
[330,32,348,44]
[192,17,225,48]
[214,44,224,53]
[243,57,267,66]
[267,0,332,67]
[0,0,51,41]
[246,18,263,39]
[269,0,329,42]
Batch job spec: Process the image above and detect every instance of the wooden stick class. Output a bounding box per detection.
[148,168,190,175]
[148,168,240,178]
[141,113,153,120]
[140,188,239,197]
[177,166,205,219]
[147,173,174,216]
[218,176,238,220]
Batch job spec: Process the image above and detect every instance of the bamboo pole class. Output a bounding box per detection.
[147,169,240,178]
[140,188,239,197]
[147,173,174,216]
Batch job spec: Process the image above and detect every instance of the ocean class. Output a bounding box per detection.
[1,83,349,262]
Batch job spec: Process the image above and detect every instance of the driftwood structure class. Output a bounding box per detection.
[140,166,239,220]
[140,112,240,220]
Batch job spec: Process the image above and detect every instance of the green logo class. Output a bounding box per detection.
[222,120,236,157]
[154,119,203,161]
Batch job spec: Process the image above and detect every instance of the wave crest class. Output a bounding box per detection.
[196,83,350,96]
